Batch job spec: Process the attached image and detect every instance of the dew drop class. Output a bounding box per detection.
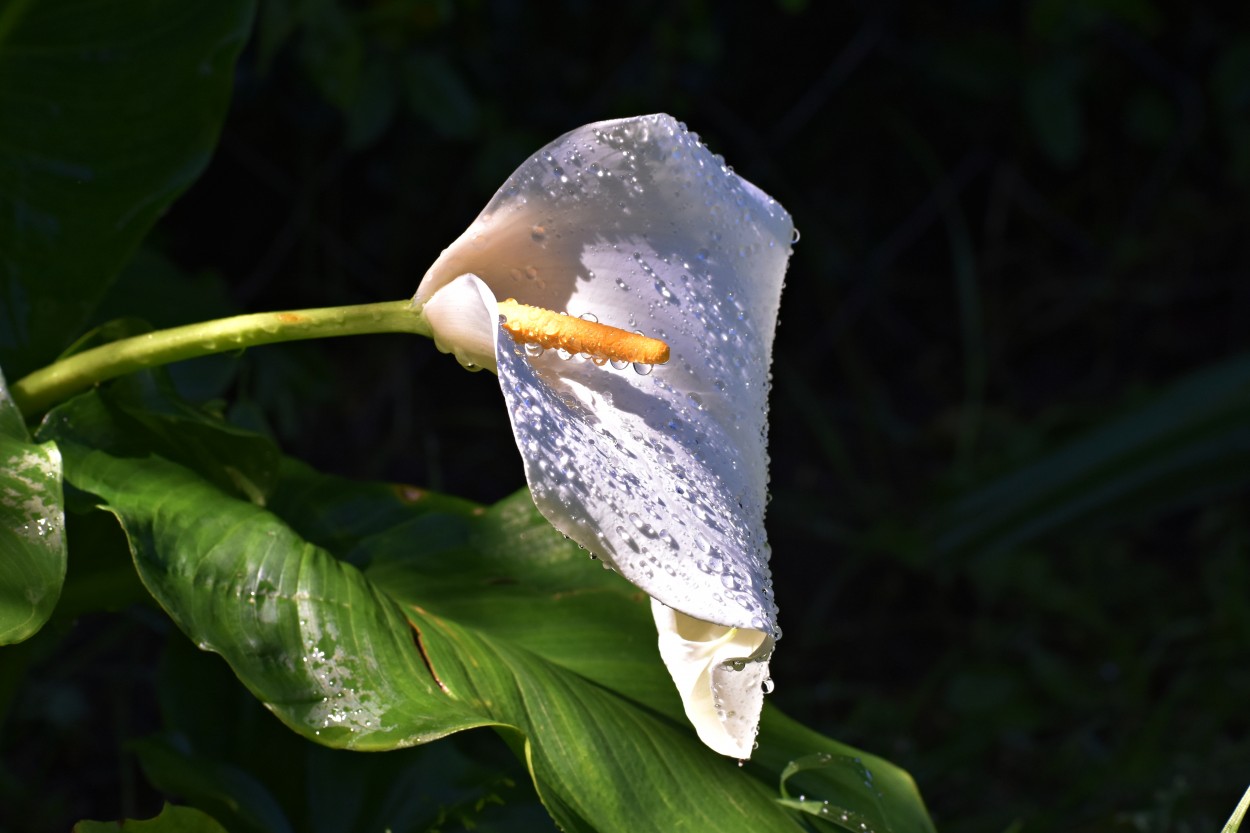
[531,225,547,242]
[632,362,653,376]
[761,678,775,694]
[524,343,545,358]
[791,227,801,244]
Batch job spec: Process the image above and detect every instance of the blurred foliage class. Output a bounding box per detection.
[3,0,1250,831]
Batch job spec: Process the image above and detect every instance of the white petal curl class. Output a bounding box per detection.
[652,599,773,759]
[414,115,793,756]
[421,273,498,371]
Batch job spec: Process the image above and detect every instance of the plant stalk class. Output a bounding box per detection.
[11,300,431,416]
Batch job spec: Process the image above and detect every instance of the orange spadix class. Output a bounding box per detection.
[498,299,670,365]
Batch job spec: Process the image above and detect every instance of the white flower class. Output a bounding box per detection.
[413,114,792,758]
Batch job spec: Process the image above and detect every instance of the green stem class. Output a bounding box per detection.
[11,300,431,416]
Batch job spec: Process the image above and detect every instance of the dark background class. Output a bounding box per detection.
[23,1,1250,830]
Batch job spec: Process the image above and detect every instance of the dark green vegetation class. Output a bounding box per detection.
[2,1,1248,832]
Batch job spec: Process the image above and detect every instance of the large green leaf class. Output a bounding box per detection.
[364,492,934,833]
[64,448,491,749]
[46,385,936,833]
[0,0,255,377]
[149,633,552,833]
[60,448,802,832]
[0,368,65,644]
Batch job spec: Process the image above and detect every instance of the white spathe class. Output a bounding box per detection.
[413,114,793,758]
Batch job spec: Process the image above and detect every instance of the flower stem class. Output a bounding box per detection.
[11,300,432,416]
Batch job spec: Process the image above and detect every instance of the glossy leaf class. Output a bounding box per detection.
[154,633,551,833]
[47,384,935,833]
[0,0,255,377]
[0,368,65,644]
[761,712,935,833]
[60,448,799,831]
[63,449,491,749]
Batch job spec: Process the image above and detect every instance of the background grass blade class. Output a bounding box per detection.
[934,351,1250,562]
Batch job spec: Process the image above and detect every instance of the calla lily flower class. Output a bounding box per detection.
[413,114,793,758]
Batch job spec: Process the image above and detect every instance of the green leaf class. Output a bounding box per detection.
[64,448,491,749]
[290,465,937,833]
[130,735,296,833]
[46,384,934,832]
[0,367,66,644]
[41,372,282,505]
[0,0,256,377]
[74,803,230,833]
[761,715,935,833]
[153,633,551,833]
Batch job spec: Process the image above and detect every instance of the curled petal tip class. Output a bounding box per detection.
[652,599,774,759]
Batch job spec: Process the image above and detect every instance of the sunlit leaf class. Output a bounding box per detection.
[46,384,935,833]
[0,368,65,644]
[63,448,491,749]
[148,633,550,833]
